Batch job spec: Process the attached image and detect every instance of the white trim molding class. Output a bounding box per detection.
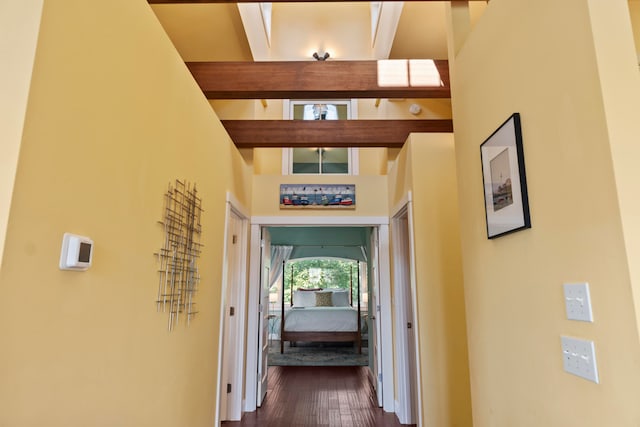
[280,99,360,176]
[226,191,250,218]
[377,224,395,412]
[244,224,262,413]
[391,190,412,219]
[216,193,250,424]
[251,216,389,226]
[244,215,394,419]
[390,193,423,426]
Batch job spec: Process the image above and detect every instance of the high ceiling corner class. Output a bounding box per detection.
[148,1,490,147]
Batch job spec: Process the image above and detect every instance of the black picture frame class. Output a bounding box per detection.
[480,113,531,239]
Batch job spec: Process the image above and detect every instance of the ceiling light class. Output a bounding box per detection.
[313,52,330,61]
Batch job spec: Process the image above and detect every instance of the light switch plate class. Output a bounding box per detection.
[561,336,599,383]
[563,282,594,322]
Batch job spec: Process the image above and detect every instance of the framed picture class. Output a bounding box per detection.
[480,113,531,239]
[280,184,355,209]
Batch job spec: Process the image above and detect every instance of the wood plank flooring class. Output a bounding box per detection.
[223,366,409,427]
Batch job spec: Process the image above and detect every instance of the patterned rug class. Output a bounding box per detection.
[268,340,368,367]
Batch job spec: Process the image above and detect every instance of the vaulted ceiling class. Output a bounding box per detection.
[149,1,489,147]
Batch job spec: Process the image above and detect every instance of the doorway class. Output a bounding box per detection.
[216,194,249,424]
[244,217,395,415]
[391,199,421,425]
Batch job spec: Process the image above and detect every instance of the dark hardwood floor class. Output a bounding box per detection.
[223,366,409,427]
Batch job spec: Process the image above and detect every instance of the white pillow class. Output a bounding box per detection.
[293,290,316,307]
[331,290,350,307]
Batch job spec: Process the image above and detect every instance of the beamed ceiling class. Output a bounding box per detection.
[149,0,486,3]
[222,119,454,148]
[150,1,489,147]
[185,60,450,99]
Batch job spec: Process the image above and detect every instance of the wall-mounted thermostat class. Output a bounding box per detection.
[59,233,93,271]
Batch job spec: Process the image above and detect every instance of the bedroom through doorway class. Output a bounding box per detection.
[265,227,372,368]
[268,257,369,367]
[245,221,394,414]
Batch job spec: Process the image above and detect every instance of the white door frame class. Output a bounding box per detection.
[377,223,395,412]
[256,228,271,406]
[244,222,262,411]
[244,216,395,413]
[390,192,423,426]
[368,227,383,407]
[215,192,250,425]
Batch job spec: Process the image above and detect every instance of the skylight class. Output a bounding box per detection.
[377,59,443,87]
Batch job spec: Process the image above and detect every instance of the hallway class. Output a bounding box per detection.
[223,366,408,427]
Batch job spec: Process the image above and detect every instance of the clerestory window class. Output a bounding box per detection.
[282,100,359,175]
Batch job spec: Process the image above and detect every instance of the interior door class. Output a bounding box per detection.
[370,228,384,407]
[393,212,418,424]
[256,228,271,406]
[220,209,245,421]
[405,269,418,424]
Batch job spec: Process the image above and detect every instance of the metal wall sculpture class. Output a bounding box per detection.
[155,180,204,331]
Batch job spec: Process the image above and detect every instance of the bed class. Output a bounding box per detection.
[280,281,362,354]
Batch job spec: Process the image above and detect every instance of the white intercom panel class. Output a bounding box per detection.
[59,233,93,271]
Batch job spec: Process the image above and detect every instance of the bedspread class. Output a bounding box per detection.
[284,306,358,332]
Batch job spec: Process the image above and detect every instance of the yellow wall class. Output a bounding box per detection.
[388,135,472,427]
[253,148,282,175]
[630,0,640,58]
[451,0,640,425]
[210,99,286,169]
[358,98,453,120]
[359,148,389,175]
[390,2,487,60]
[590,0,640,352]
[208,99,286,122]
[387,142,412,210]
[150,3,252,61]
[391,2,449,59]
[0,0,44,270]
[0,1,250,426]
[209,100,256,120]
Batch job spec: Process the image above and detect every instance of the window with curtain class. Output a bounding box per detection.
[284,100,357,175]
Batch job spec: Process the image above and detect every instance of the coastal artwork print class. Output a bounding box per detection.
[480,113,531,239]
[280,184,356,209]
[489,148,513,211]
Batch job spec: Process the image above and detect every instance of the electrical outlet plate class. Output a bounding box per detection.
[563,282,594,322]
[561,336,599,383]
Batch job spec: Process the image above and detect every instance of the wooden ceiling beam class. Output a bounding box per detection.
[221,119,453,148]
[151,0,484,3]
[186,60,450,99]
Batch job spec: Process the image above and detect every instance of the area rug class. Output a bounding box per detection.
[268,340,368,367]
